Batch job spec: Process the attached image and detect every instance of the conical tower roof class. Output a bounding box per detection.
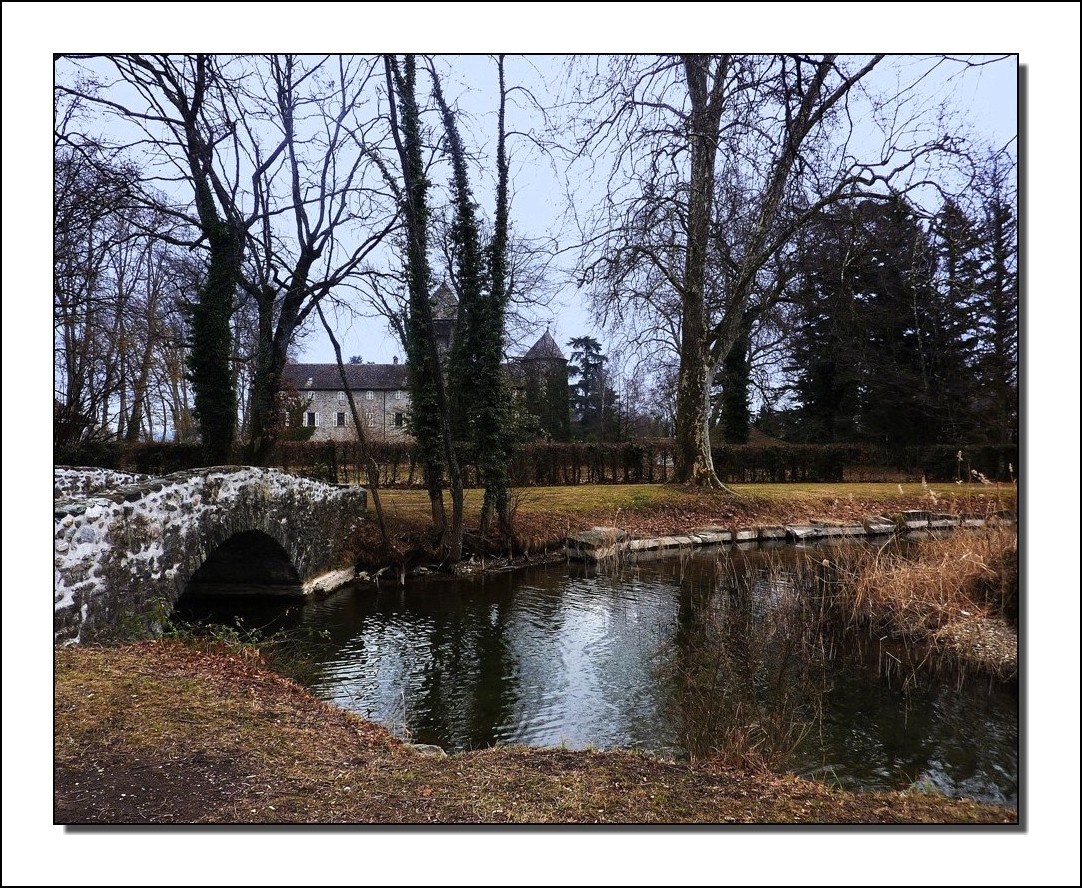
[432,281,458,321]
[522,330,566,361]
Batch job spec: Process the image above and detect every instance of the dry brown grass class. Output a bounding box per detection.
[54,642,1016,824]
[828,526,1018,678]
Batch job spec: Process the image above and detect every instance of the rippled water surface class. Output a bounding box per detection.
[177,541,1018,806]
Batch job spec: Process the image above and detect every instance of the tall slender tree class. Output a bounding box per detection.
[429,56,516,538]
[384,54,465,561]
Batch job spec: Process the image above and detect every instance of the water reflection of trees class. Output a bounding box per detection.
[279,551,1014,803]
[407,578,521,750]
[661,553,832,769]
[802,645,1018,804]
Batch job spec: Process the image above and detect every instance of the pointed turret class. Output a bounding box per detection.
[522,330,566,362]
[430,282,458,356]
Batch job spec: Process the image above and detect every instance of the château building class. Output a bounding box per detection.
[281,283,570,441]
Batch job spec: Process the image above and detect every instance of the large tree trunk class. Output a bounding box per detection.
[673,56,724,487]
[247,288,283,465]
[187,221,242,464]
[674,313,720,485]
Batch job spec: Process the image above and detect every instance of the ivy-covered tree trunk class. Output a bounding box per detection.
[173,57,247,465]
[432,57,515,541]
[186,220,242,463]
[386,55,464,562]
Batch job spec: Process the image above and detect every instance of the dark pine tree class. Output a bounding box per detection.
[787,207,867,443]
[788,197,970,450]
[567,336,607,439]
[973,188,1018,445]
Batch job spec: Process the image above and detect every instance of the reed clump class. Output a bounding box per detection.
[824,527,1017,679]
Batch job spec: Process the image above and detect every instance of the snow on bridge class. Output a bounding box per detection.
[54,466,367,644]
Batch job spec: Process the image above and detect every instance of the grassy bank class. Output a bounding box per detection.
[350,481,1016,567]
[55,642,1015,824]
[349,481,1017,680]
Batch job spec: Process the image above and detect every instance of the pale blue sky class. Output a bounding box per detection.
[303,53,1020,372]
[48,51,1019,375]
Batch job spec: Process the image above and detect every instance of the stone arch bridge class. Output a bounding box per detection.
[54,466,367,644]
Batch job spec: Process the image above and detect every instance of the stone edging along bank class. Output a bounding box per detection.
[565,510,1016,564]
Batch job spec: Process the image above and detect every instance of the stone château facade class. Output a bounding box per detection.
[281,361,413,442]
[282,283,571,442]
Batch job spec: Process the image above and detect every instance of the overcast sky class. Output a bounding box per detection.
[303,53,1020,371]
[51,50,1019,373]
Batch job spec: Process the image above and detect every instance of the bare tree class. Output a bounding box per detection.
[54,99,201,449]
[57,55,399,463]
[58,55,292,460]
[242,55,398,462]
[53,141,132,446]
[571,54,996,485]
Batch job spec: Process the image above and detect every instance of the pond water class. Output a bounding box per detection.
[175,540,1018,807]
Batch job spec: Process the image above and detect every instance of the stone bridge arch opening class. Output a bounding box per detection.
[180,530,303,600]
[55,466,367,644]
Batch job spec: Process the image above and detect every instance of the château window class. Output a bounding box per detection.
[338,391,346,403]
[305,411,317,427]
[365,391,374,401]
[394,390,403,400]
[336,412,346,427]
[394,412,404,428]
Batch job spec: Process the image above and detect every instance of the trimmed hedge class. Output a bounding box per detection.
[54,438,1019,486]
[254,439,1020,486]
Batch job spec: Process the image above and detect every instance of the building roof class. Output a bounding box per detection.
[283,308,563,394]
[432,281,458,321]
[521,330,566,361]
[281,363,409,392]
